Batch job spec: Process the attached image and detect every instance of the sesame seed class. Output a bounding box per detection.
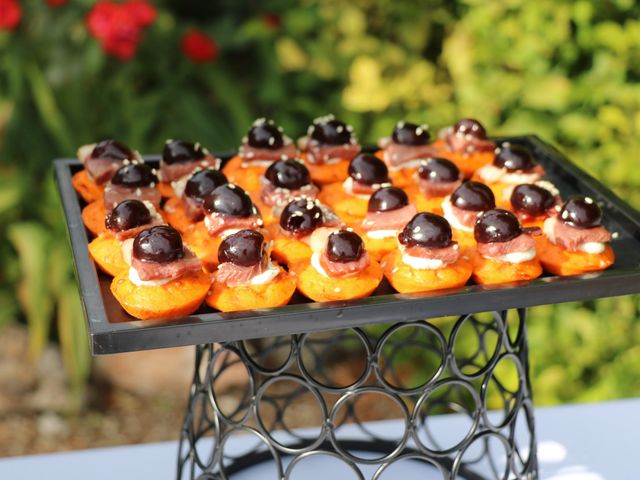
[584,197,594,204]
[268,137,275,146]
[561,210,569,219]
[612,232,619,239]
[336,125,344,133]
[416,127,423,136]
[166,139,174,144]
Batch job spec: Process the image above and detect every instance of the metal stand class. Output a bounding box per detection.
[177,309,537,479]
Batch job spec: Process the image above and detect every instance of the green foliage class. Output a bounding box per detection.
[0,0,638,403]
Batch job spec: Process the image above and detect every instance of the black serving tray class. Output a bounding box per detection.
[54,136,640,355]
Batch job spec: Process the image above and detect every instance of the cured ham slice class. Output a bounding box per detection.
[260,182,319,208]
[305,142,360,165]
[131,249,202,281]
[419,179,463,198]
[158,156,219,183]
[239,143,297,163]
[476,234,535,258]
[361,204,417,232]
[103,184,162,212]
[383,143,438,168]
[204,213,262,237]
[215,261,267,288]
[443,129,495,154]
[319,250,370,278]
[402,243,461,265]
[449,204,482,229]
[545,216,612,252]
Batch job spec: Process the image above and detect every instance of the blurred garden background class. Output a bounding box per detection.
[1,0,639,457]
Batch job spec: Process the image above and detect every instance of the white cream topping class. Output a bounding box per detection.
[498,171,542,184]
[220,228,241,238]
[77,143,95,164]
[310,252,330,278]
[128,267,172,287]
[387,158,428,171]
[203,215,212,232]
[120,239,134,265]
[142,200,163,222]
[308,227,340,253]
[578,241,606,254]
[342,177,372,199]
[486,248,536,264]
[477,164,541,184]
[171,174,191,198]
[248,262,281,285]
[535,180,560,197]
[401,252,445,270]
[241,159,273,168]
[441,196,475,232]
[543,217,558,244]
[366,229,398,239]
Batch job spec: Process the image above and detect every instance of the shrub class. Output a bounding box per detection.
[0,0,638,404]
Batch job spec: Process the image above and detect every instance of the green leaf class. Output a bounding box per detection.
[7,222,54,359]
[25,62,74,154]
[0,289,18,328]
[58,282,90,404]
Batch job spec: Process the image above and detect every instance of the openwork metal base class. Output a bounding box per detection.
[177,309,537,479]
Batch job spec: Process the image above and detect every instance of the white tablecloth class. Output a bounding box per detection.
[0,398,637,479]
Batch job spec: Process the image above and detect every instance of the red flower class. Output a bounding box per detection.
[181,30,219,64]
[262,13,281,30]
[127,0,156,27]
[45,0,68,7]
[86,0,157,61]
[0,0,21,30]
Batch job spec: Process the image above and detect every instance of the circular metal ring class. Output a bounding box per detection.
[297,328,373,393]
[373,321,447,395]
[254,373,328,455]
[328,387,411,465]
[284,450,365,480]
[411,378,482,457]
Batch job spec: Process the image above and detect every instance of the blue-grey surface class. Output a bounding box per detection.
[0,399,637,479]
